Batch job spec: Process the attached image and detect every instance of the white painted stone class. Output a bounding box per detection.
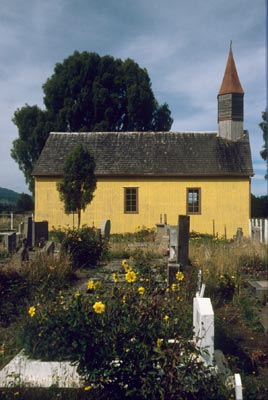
[0,350,83,388]
[234,373,243,399]
[193,297,214,366]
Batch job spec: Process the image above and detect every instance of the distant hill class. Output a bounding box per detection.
[0,187,20,205]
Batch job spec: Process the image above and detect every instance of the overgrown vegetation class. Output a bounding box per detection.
[51,225,107,270]
[0,230,267,399]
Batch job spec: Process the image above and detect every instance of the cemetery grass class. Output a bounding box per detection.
[0,232,267,399]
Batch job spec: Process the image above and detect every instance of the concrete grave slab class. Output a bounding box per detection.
[0,350,83,388]
[248,280,268,301]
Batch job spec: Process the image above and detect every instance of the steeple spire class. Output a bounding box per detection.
[217,45,244,140]
[218,45,244,96]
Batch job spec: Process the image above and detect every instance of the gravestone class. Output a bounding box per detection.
[155,222,168,245]
[40,241,55,255]
[167,215,189,266]
[177,215,189,266]
[3,232,16,253]
[24,216,33,247]
[236,228,243,241]
[34,221,49,245]
[234,373,243,400]
[248,280,268,302]
[168,225,178,262]
[101,219,111,240]
[193,297,214,366]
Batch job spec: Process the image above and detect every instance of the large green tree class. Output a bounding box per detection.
[259,111,267,180]
[57,143,97,228]
[11,105,53,193]
[11,52,173,192]
[260,111,267,161]
[16,193,34,213]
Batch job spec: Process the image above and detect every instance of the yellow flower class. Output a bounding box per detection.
[157,338,162,348]
[112,273,119,282]
[28,306,36,317]
[138,286,145,295]
[171,283,178,292]
[74,291,81,297]
[93,301,105,314]
[122,259,132,271]
[163,315,169,321]
[48,265,56,271]
[84,385,92,391]
[176,271,184,281]
[125,270,137,283]
[87,280,95,290]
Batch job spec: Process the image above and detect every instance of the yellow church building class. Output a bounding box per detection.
[33,47,253,238]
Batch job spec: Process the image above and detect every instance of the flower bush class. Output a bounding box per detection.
[19,258,228,399]
[60,226,107,269]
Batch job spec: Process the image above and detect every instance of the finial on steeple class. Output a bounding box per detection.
[230,40,232,49]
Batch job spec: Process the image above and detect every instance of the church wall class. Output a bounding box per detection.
[35,176,251,239]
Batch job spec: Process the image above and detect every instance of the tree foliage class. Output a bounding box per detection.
[16,193,34,213]
[11,105,53,193]
[251,194,268,218]
[260,111,267,161]
[11,52,173,192]
[57,144,97,228]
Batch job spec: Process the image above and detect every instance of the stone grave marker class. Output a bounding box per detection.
[177,215,189,266]
[101,219,111,240]
[34,221,49,245]
[248,280,268,302]
[3,232,16,253]
[234,373,243,400]
[24,216,33,247]
[193,297,214,366]
[168,225,178,262]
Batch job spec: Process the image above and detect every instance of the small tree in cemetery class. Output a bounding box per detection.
[57,143,96,228]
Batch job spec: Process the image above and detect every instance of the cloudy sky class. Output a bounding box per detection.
[0,0,266,195]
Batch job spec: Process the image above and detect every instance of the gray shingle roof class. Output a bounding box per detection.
[32,131,254,177]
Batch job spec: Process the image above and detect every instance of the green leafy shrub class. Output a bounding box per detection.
[19,260,228,399]
[205,273,236,306]
[0,271,29,327]
[60,226,107,269]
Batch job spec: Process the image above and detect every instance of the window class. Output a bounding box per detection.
[187,188,201,214]
[124,187,138,213]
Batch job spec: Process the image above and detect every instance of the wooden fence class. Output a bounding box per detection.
[249,218,268,244]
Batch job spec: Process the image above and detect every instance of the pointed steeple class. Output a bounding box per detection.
[218,44,244,141]
[218,43,244,95]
